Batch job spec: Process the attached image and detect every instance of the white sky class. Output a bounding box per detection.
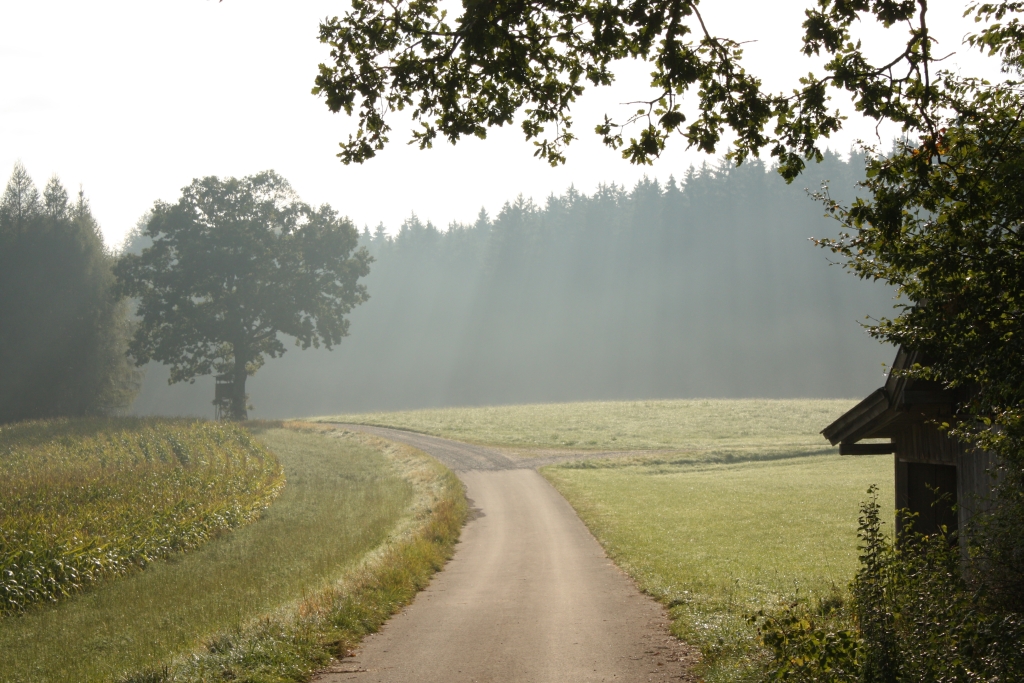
[1,1,998,247]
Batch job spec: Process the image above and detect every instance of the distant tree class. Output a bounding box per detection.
[1,163,40,223]
[0,163,138,422]
[115,171,372,420]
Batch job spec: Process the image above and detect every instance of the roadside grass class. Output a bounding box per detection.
[543,453,894,682]
[157,425,467,683]
[1,418,283,614]
[317,398,856,456]
[321,398,893,680]
[0,425,465,683]
[315,400,896,680]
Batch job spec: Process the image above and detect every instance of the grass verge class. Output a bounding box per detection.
[543,453,894,682]
[316,399,856,456]
[0,423,466,683]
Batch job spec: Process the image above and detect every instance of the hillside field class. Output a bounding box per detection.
[0,418,283,615]
[0,423,464,683]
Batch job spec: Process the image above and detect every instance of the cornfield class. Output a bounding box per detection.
[0,418,284,615]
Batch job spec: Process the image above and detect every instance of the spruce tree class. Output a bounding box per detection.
[0,163,137,422]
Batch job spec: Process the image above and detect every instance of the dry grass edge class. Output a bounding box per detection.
[119,422,468,683]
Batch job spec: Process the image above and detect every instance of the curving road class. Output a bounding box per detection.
[314,424,697,683]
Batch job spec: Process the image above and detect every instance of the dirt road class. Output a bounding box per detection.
[315,425,697,683]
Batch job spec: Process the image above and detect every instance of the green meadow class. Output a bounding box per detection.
[3,401,896,682]
[544,454,893,681]
[340,399,896,681]
[0,426,420,682]
[318,398,855,456]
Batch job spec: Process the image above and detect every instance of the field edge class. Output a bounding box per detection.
[123,423,469,683]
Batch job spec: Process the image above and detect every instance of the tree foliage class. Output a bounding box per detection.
[314,0,946,177]
[315,0,1024,440]
[807,4,1024,609]
[817,17,1024,420]
[115,171,371,420]
[0,163,137,422]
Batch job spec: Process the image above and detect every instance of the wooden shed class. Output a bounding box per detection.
[822,347,1000,538]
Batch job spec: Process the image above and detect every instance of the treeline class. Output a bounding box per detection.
[132,151,895,418]
[0,164,137,422]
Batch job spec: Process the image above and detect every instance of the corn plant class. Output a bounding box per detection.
[0,418,284,615]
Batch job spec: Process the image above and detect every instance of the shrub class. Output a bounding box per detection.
[754,487,1024,682]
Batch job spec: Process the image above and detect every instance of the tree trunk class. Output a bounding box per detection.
[230,354,248,421]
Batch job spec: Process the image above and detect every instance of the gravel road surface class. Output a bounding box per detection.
[314,424,697,683]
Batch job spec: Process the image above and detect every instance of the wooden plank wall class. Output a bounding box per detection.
[894,423,961,465]
[957,448,1002,531]
[892,420,1002,542]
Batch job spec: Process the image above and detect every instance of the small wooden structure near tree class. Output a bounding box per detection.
[213,374,234,421]
[823,347,1000,539]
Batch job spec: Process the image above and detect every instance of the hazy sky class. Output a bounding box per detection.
[2,1,995,247]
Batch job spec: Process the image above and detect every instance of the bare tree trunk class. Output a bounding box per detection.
[230,353,248,420]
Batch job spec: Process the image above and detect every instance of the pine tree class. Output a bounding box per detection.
[0,164,138,422]
[0,162,40,228]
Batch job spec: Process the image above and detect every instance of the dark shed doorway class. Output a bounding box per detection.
[905,463,958,536]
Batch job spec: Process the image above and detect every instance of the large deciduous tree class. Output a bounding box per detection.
[0,163,138,422]
[115,171,371,420]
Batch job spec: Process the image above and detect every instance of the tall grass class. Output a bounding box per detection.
[318,398,857,454]
[0,426,421,682]
[0,418,283,615]
[145,426,469,683]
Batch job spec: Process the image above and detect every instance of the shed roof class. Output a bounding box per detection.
[822,347,956,452]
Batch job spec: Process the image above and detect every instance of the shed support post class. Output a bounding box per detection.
[894,457,908,536]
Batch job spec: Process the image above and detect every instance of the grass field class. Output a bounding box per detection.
[333,399,895,681]
[318,398,856,456]
[0,426,420,682]
[544,454,893,681]
[1,418,283,615]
